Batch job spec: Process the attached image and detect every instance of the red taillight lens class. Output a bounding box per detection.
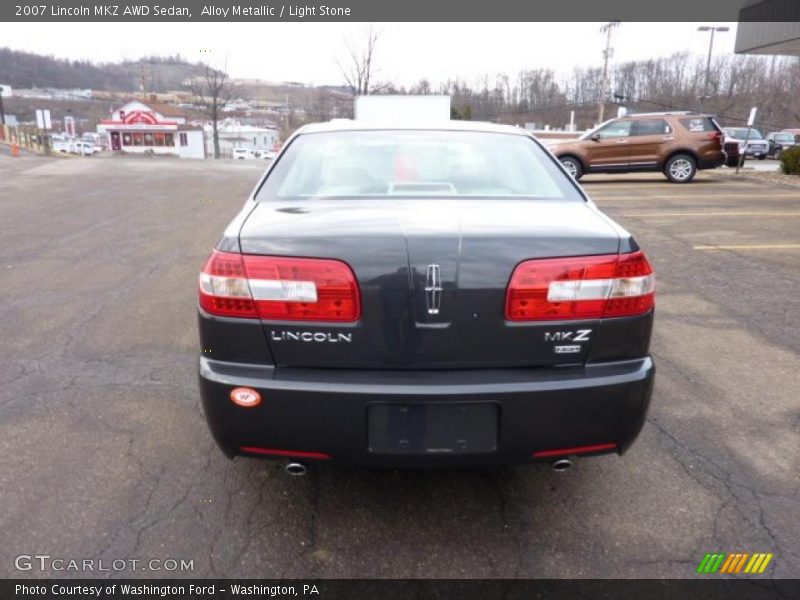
[198,251,257,318]
[199,250,361,321]
[505,251,654,321]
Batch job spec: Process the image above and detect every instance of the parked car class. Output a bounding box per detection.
[197,121,656,470]
[723,139,743,167]
[766,131,799,159]
[547,112,725,183]
[722,127,769,160]
[261,150,278,160]
[71,140,98,156]
[233,148,252,160]
[52,140,71,153]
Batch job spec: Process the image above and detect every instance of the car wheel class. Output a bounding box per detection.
[560,157,583,180]
[774,148,782,160]
[757,155,766,160]
[664,154,696,183]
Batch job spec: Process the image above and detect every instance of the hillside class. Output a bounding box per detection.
[0,47,200,92]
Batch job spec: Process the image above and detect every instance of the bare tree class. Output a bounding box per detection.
[339,26,379,96]
[190,60,231,159]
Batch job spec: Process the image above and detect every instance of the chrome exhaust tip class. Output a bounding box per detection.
[285,462,307,476]
[552,459,573,472]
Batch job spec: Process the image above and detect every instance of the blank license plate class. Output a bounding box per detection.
[368,403,498,455]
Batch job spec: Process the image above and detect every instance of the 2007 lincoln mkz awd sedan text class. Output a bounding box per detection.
[197,121,655,469]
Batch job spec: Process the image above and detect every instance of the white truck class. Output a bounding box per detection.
[354,95,451,122]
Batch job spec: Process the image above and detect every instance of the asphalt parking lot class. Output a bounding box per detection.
[1,155,798,579]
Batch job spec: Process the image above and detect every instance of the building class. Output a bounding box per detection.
[98,100,205,159]
[206,119,280,157]
[736,1,800,55]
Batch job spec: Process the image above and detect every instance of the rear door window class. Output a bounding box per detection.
[632,119,671,136]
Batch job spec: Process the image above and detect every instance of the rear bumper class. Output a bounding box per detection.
[698,153,726,170]
[199,356,654,468]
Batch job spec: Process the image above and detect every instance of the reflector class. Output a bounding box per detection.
[230,387,261,408]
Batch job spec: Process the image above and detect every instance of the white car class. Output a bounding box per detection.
[233,148,252,160]
[261,150,278,160]
[72,141,98,156]
[723,127,770,160]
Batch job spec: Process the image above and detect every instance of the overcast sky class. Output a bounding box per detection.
[2,22,738,87]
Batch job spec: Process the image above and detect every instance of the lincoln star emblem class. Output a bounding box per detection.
[425,264,443,315]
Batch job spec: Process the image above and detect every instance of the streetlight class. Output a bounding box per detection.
[697,26,730,104]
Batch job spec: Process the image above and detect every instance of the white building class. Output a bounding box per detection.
[205,120,280,157]
[99,100,205,159]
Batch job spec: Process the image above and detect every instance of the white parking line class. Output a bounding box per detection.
[694,243,800,251]
[621,211,800,218]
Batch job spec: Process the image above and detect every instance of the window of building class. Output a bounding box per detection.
[143,133,154,146]
[122,133,132,146]
[180,133,188,146]
[133,133,144,146]
[165,134,175,147]
[154,133,165,147]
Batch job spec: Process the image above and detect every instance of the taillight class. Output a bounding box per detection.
[199,250,361,321]
[505,251,654,321]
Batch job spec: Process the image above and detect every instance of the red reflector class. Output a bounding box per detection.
[505,251,654,321]
[198,249,361,321]
[532,443,618,458]
[230,387,261,408]
[239,446,331,460]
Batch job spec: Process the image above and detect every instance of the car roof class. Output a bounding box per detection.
[296,119,530,136]
[623,112,714,119]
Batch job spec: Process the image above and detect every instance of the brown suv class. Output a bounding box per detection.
[547,112,726,183]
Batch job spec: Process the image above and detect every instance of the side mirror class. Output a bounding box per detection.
[590,133,602,142]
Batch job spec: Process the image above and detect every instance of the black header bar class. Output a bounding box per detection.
[3,0,800,22]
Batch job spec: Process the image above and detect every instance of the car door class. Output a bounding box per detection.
[584,119,633,169]
[628,119,671,168]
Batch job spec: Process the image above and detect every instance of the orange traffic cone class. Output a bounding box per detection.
[11,142,19,157]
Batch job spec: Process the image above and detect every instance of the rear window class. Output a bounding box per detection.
[680,117,719,133]
[256,130,581,201]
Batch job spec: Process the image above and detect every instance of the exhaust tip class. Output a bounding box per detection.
[552,459,573,472]
[285,462,307,476]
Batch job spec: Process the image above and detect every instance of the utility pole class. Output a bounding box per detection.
[0,88,5,126]
[140,63,147,101]
[697,26,729,106]
[597,21,619,125]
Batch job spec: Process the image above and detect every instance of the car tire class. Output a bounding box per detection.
[560,156,583,180]
[774,148,782,160]
[664,154,696,183]
[757,155,766,161]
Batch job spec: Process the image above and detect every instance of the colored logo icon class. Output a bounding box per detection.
[697,552,773,574]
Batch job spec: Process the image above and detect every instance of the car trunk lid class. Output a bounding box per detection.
[239,198,621,369]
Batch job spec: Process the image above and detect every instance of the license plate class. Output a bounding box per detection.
[367,403,498,455]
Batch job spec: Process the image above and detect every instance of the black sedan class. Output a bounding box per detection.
[197,121,655,471]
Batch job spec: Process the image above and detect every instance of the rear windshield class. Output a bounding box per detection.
[255,130,581,201]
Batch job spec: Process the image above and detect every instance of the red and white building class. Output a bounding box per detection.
[99,100,205,159]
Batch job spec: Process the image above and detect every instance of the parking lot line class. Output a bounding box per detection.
[591,193,800,201]
[694,243,800,251]
[620,211,800,218]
